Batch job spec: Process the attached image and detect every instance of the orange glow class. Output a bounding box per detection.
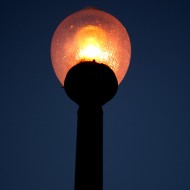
[51,8,131,85]
[75,26,109,62]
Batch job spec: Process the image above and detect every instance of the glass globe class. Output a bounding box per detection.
[51,8,131,85]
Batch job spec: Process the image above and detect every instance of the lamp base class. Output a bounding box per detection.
[64,61,118,105]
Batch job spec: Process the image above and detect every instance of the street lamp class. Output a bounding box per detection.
[51,7,131,190]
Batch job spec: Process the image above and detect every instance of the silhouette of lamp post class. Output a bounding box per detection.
[51,8,131,190]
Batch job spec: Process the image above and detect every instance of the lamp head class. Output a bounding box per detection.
[51,8,131,86]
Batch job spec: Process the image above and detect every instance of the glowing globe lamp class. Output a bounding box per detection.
[51,8,131,105]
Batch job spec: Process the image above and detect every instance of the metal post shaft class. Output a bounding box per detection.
[75,104,103,190]
[64,62,118,190]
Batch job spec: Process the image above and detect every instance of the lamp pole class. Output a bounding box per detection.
[50,7,131,190]
[75,104,103,190]
[64,62,118,190]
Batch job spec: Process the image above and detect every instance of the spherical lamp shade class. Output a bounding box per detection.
[51,8,131,86]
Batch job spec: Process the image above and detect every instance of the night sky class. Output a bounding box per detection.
[1,0,190,190]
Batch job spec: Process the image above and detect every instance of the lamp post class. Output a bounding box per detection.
[51,8,131,190]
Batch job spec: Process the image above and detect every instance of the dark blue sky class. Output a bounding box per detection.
[1,0,190,190]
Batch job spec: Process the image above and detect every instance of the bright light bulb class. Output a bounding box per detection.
[75,25,109,62]
[79,44,102,59]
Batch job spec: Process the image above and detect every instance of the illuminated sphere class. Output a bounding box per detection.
[51,8,131,85]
